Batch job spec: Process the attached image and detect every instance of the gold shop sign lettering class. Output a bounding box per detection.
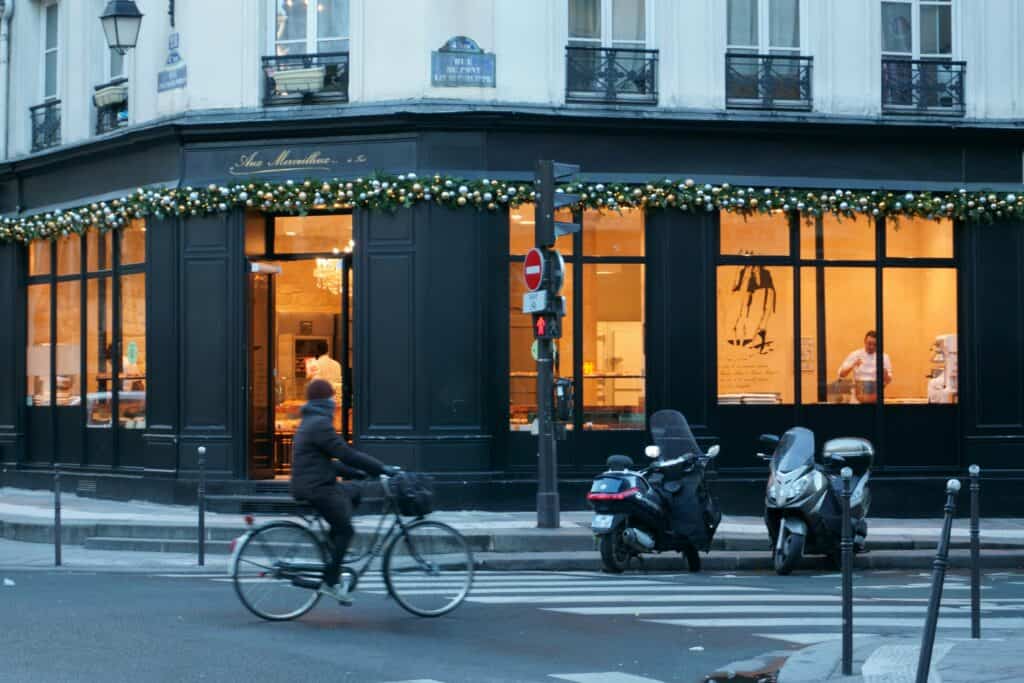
[227,149,368,176]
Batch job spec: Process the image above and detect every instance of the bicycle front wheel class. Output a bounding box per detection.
[232,521,326,621]
[383,520,474,617]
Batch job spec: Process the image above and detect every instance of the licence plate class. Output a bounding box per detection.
[591,514,614,531]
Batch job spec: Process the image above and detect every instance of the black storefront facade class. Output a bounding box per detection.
[1,108,1023,517]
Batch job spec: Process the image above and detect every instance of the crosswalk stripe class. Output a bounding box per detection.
[550,673,666,683]
[754,632,880,645]
[646,617,1024,629]
[359,580,703,589]
[465,593,890,605]
[543,604,979,616]
[370,585,770,596]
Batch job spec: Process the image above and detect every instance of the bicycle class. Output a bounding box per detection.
[229,472,474,620]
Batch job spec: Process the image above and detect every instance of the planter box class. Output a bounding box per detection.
[272,65,326,94]
[94,84,128,108]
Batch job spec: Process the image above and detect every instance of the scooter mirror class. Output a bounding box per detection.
[706,445,720,459]
[758,434,781,450]
[644,445,661,459]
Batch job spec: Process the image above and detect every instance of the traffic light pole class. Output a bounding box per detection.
[536,334,559,528]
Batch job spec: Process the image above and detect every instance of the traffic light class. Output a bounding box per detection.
[534,160,581,248]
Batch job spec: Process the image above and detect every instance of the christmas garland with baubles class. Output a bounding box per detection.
[2,173,1022,244]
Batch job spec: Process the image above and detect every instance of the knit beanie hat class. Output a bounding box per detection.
[306,378,335,401]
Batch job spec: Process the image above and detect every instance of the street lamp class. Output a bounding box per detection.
[100,0,144,56]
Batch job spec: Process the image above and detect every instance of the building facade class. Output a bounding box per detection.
[1,0,1023,515]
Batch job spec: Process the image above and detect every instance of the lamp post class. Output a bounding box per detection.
[99,0,144,56]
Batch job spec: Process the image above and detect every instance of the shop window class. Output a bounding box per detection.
[55,281,81,407]
[508,207,641,431]
[800,215,876,261]
[86,277,114,428]
[886,216,953,259]
[120,219,146,265]
[86,230,112,271]
[716,264,794,404]
[720,211,789,257]
[29,241,50,276]
[582,263,644,429]
[245,211,267,256]
[510,205,574,256]
[509,264,575,432]
[815,267,878,404]
[582,208,643,257]
[56,235,80,276]
[26,284,51,406]
[883,268,957,404]
[274,215,353,254]
[118,273,146,429]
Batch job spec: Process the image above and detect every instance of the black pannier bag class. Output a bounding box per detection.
[390,472,435,517]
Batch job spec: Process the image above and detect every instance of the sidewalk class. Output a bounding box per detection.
[3,487,1024,572]
[778,634,1023,682]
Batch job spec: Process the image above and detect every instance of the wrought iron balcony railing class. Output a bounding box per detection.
[725,53,813,110]
[882,59,966,116]
[94,77,129,135]
[262,52,349,106]
[566,46,658,105]
[30,100,61,152]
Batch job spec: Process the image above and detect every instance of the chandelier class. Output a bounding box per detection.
[313,241,354,296]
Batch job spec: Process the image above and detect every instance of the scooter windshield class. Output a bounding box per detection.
[774,427,815,473]
[649,410,702,460]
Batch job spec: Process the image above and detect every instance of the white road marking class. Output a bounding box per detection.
[544,604,976,616]
[377,585,771,596]
[550,673,666,683]
[646,617,1024,629]
[465,594,948,605]
[753,632,879,645]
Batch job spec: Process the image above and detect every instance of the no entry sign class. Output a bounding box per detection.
[523,248,544,291]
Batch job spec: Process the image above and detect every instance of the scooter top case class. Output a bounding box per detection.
[587,463,665,527]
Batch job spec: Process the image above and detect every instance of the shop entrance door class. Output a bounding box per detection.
[245,227,355,480]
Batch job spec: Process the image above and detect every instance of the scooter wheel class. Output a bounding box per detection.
[774,533,804,576]
[599,530,630,574]
[682,545,701,573]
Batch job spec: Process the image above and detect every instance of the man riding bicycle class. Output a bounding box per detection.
[290,378,398,604]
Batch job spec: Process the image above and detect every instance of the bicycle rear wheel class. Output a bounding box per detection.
[232,521,326,621]
[383,520,474,617]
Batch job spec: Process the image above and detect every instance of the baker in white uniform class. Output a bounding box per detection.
[838,330,892,404]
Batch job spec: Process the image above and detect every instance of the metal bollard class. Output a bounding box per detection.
[969,464,981,639]
[840,467,853,676]
[53,464,62,567]
[197,446,207,567]
[916,479,961,683]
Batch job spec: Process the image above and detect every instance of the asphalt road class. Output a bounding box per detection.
[2,567,1024,683]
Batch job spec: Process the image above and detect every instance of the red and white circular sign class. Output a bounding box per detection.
[523,248,545,291]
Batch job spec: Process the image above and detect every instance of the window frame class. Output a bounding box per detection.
[567,0,654,50]
[881,0,955,61]
[715,211,958,407]
[726,0,806,55]
[509,207,647,432]
[41,1,60,102]
[268,0,351,56]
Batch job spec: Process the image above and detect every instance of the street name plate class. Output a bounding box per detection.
[523,290,548,314]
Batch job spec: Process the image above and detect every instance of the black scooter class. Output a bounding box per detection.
[587,410,721,573]
[757,427,873,575]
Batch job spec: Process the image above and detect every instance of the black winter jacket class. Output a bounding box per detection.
[290,399,386,500]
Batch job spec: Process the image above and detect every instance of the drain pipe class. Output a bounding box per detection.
[0,0,14,161]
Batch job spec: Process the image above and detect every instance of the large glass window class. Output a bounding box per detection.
[728,0,800,54]
[509,208,644,431]
[717,213,957,406]
[274,0,350,55]
[882,0,952,59]
[26,222,147,435]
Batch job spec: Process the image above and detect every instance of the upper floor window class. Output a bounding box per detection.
[727,0,800,55]
[273,0,350,55]
[569,0,646,49]
[882,0,951,60]
[43,2,59,100]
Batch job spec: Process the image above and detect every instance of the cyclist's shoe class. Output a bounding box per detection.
[319,576,354,605]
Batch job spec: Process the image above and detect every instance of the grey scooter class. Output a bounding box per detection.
[757,427,873,575]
